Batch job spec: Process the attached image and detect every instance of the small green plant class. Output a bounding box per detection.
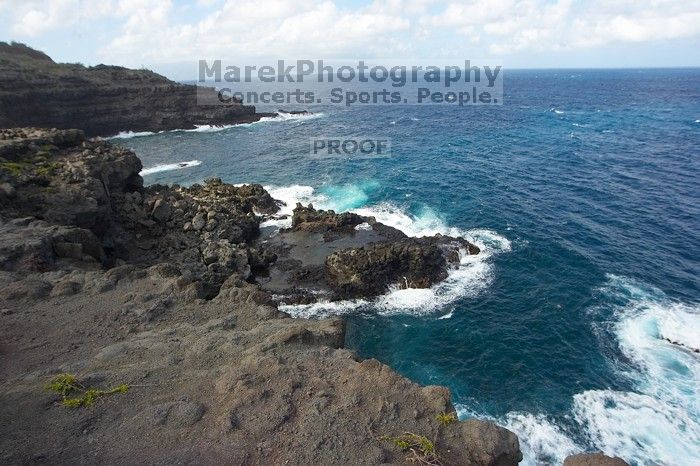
[34,162,61,177]
[44,373,81,396]
[63,384,129,408]
[380,432,441,465]
[0,162,24,176]
[436,412,457,426]
[45,374,129,408]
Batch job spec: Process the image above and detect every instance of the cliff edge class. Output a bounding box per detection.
[0,42,266,137]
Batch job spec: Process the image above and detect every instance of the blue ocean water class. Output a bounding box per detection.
[116,69,700,465]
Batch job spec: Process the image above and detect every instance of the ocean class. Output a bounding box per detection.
[114,69,699,465]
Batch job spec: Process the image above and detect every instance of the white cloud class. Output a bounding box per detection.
[2,0,700,63]
[568,2,700,48]
[421,0,700,55]
[7,0,114,37]
[99,0,412,64]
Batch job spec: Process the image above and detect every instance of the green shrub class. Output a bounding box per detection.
[44,373,81,396]
[0,162,24,176]
[45,374,129,408]
[436,412,457,426]
[380,432,441,465]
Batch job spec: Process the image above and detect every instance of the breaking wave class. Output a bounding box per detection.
[461,275,700,465]
[110,112,325,139]
[140,160,202,176]
[110,130,158,139]
[236,111,325,127]
[572,389,700,465]
[454,407,581,466]
[265,183,511,317]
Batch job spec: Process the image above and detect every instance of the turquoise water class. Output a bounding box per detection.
[117,69,700,465]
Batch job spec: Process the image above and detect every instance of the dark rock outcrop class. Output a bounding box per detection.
[0,216,104,272]
[0,42,269,137]
[325,235,478,298]
[1,128,482,303]
[0,129,276,295]
[257,203,481,301]
[292,202,367,233]
[0,127,142,238]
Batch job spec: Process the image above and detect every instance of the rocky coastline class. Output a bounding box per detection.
[0,127,523,465]
[0,127,628,465]
[0,44,629,465]
[0,42,278,137]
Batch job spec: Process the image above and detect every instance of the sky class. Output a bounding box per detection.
[1,0,700,79]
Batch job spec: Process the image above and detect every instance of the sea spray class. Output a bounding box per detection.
[140,160,202,176]
[466,276,700,465]
[110,111,325,139]
[267,183,511,317]
[572,389,700,465]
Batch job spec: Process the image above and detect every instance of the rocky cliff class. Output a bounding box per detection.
[0,42,268,137]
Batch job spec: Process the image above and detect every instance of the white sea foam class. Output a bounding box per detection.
[184,124,237,133]
[109,125,231,139]
[655,306,700,352]
[502,412,581,465]
[454,406,581,466]
[181,112,325,131]
[266,184,511,317]
[572,390,700,465]
[260,184,326,228]
[457,275,700,465]
[233,111,325,128]
[353,202,450,237]
[109,112,325,139]
[282,248,497,318]
[265,184,320,212]
[576,278,700,465]
[279,299,368,319]
[616,301,700,412]
[576,278,700,464]
[110,130,159,139]
[595,275,700,412]
[265,111,325,122]
[373,249,493,315]
[140,160,202,176]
